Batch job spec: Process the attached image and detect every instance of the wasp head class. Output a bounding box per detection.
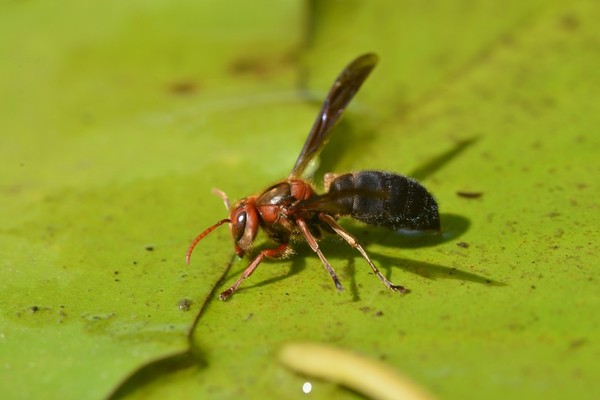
[229,196,259,258]
[186,192,259,264]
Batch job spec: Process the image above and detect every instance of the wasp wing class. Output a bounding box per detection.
[291,187,388,216]
[289,53,379,178]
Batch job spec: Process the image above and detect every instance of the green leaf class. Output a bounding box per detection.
[1,1,598,399]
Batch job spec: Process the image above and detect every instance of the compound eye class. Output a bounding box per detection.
[232,211,247,243]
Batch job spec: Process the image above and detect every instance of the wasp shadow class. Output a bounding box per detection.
[330,213,502,299]
[338,212,470,250]
[232,213,491,295]
[369,253,504,287]
[232,210,501,300]
[225,253,307,296]
[314,118,478,183]
[409,137,478,180]
[348,251,506,302]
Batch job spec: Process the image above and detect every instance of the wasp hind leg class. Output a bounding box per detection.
[318,213,407,293]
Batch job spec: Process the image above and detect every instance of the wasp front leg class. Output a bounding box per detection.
[219,243,289,301]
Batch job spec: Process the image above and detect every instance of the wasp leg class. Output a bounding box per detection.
[219,243,289,301]
[297,218,344,291]
[318,213,407,293]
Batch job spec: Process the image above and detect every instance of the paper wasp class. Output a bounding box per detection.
[187,53,440,300]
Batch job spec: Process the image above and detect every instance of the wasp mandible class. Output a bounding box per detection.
[187,53,440,301]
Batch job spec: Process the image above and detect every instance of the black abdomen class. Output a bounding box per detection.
[329,171,440,231]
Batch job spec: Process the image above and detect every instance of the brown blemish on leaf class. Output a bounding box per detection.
[229,57,271,77]
[167,81,199,96]
[457,191,483,199]
[559,14,580,32]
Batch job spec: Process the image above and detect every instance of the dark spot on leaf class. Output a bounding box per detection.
[456,241,470,248]
[456,191,483,199]
[508,323,525,332]
[168,80,198,95]
[229,57,270,77]
[569,338,587,350]
[559,14,580,32]
[145,246,154,251]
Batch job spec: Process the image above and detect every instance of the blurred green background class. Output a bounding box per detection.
[1,1,598,399]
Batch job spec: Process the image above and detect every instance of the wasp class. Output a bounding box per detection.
[187,53,440,301]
